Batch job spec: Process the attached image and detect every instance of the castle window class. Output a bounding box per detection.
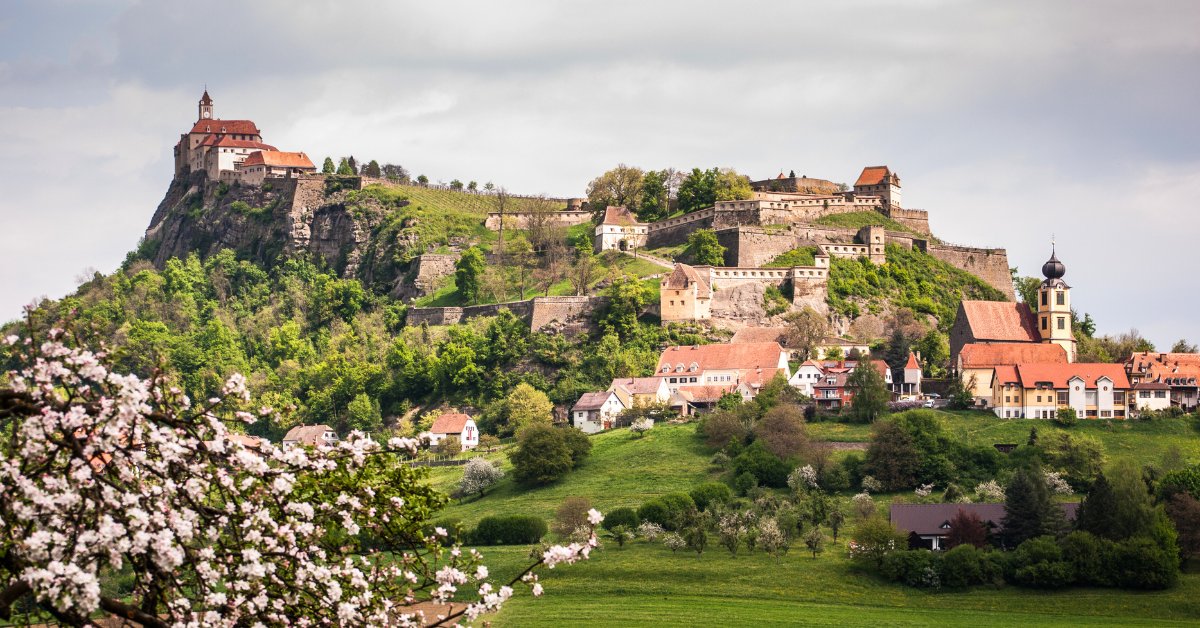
[1041,292,1048,306]
[1041,317,1047,330]
[1056,291,1065,305]
[1057,317,1065,330]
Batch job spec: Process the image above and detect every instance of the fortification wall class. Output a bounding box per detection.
[484,210,592,230]
[646,208,715,248]
[926,244,1014,299]
[885,207,931,235]
[406,296,606,331]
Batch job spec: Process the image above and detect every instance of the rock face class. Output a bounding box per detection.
[143,174,414,294]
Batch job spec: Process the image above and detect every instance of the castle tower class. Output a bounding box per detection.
[199,89,213,121]
[1037,245,1076,362]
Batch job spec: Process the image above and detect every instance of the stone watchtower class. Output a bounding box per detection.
[1037,245,1076,362]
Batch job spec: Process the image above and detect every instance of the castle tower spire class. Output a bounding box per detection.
[199,88,213,121]
[1037,240,1075,362]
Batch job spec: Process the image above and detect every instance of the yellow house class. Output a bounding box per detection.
[992,363,1130,420]
[660,263,712,323]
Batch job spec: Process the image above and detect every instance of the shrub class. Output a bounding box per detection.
[690,482,734,512]
[602,507,639,531]
[1061,531,1114,587]
[700,411,748,450]
[734,471,758,496]
[637,500,671,529]
[732,442,790,488]
[552,496,593,537]
[471,515,548,545]
[508,425,590,485]
[1111,538,1179,590]
[658,492,697,526]
[1054,407,1078,427]
[818,464,851,493]
[1009,536,1075,589]
[940,544,985,588]
[881,549,942,588]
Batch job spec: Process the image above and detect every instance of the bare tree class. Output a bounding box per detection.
[494,186,510,270]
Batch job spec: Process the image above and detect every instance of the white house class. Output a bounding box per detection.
[1132,382,1171,415]
[572,391,626,433]
[594,206,648,252]
[788,359,825,396]
[282,424,339,449]
[424,413,479,451]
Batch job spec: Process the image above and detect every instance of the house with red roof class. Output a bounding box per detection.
[656,342,789,412]
[957,342,1068,407]
[423,412,479,450]
[853,165,902,208]
[282,424,339,449]
[607,377,670,408]
[594,206,648,252]
[1126,351,1200,411]
[991,363,1131,419]
[238,151,317,185]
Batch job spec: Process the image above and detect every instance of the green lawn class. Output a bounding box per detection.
[806,410,1200,465]
[476,541,1200,627]
[814,210,924,235]
[428,422,717,527]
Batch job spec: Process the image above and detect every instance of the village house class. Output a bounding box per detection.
[424,412,480,451]
[812,337,872,360]
[896,352,923,399]
[282,424,339,449]
[1126,351,1200,411]
[813,371,853,410]
[594,206,648,252]
[992,363,1131,419]
[237,150,317,185]
[853,166,903,209]
[1131,382,1172,414]
[957,343,1069,407]
[607,377,670,408]
[789,359,825,396]
[669,384,736,416]
[572,391,626,433]
[890,503,1079,551]
[656,342,790,394]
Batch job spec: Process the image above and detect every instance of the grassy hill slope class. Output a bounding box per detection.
[426,422,716,526]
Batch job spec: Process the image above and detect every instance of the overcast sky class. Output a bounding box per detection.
[2,0,1198,347]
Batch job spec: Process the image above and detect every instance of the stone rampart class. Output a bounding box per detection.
[885,207,931,235]
[926,244,1014,299]
[406,296,607,331]
[484,210,593,230]
[646,207,715,247]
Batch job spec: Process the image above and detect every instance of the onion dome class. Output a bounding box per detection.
[1042,247,1065,280]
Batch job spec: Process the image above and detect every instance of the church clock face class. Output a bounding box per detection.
[202,111,211,119]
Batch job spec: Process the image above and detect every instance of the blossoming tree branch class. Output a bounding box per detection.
[0,324,600,626]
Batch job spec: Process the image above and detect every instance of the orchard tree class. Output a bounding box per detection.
[459,457,505,498]
[0,326,601,626]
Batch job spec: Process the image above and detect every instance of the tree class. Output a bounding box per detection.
[677,167,752,214]
[1012,271,1041,307]
[638,169,670,221]
[1172,339,1199,353]
[336,157,355,175]
[847,361,889,423]
[586,164,645,213]
[827,504,846,542]
[946,372,977,410]
[752,404,808,459]
[455,247,487,304]
[468,180,478,191]
[505,382,554,435]
[804,526,825,558]
[597,273,651,339]
[1075,472,1119,539]
[0,328,600,625]
[321,156,335,174]
[459,457,505,498]
[864,420,920,490]
[784,307,829,359]
[346,391,382,432]
[945,509,989,549]
[686,229,726,266]
[1104,459,1157,540]
[913,330,949,377]
[508,425,575,485]
[417,174,429,185]
[849,517,906,567]
[437,434,463,455]
[1001,465,1067,548]
[700,410,749,450]
[1041,432,1105,487]
[450,179,464,191]
[363,160,382,178]
[1166,494,1200,565]
[568,239,598,296]
[553,496,594,537]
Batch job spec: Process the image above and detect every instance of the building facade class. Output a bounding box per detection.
[660,263,713,323]
[594,206,648,252]
[992,363,1130,419]
[572,391,626,433]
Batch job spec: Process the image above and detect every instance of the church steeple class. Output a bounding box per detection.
[1037,239,1076,362]
[199,88,213,121]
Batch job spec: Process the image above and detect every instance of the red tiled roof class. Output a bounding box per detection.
[675,384,735,403]
[958,301,1040,343]
[601,205,641,226]
[1009,363,1131,389]
[609,377,664,395]
[430,413,472,434]
[283,424,336,446]
[870,359,891,379]
[959,342,1068,368]
[657,342,786,374]
[1134,382,1171,390]
[242,151,315,169]
[854,166,891,187]
[198,135,277,151]
[730,326,788,345]
[993,364,1019,385]
[904,352,920,370]
[573,391,617,411]
[740,368,783,388]
[662,263,712,298]
[189,119,261,135]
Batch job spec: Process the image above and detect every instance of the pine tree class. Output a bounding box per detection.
[336,157,354,176]
[364,160,382,178]
[321,156,335,174]
[1075,472,1119,539]
[347,156,359,174]
[1001,465,1066,548]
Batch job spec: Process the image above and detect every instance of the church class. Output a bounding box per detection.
[950,246,1079,405]
[173,90,315,184]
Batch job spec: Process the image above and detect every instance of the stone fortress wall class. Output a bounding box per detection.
[406,296,607,332]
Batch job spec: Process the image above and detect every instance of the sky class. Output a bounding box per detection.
[1,0,1198,348]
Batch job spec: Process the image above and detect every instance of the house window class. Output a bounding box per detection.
[1041,317,1048,330]
[1056,291,1065,306]
[1041,292,1048,306]
[1057,391,1068,405]
[1057,317,1066,330]
[1155,390,1167,398]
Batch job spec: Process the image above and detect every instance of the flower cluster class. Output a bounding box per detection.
[787,465,819,491]
[1043,471,1073,495]
[914,483,935,498]
[975,479,1006,501]
[0,328,600,625]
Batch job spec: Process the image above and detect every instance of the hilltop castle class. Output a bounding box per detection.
[173,90,316,184]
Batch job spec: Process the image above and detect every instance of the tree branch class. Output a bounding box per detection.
[99,596,170,628]
[0,580,31,620]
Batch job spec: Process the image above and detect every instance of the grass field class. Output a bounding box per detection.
[477,542,1200,626]
[813,210,931,237]
[807,410,1200,464]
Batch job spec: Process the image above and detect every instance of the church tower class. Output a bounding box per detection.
[198,89,214,121]
[1037,244,1076,362]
